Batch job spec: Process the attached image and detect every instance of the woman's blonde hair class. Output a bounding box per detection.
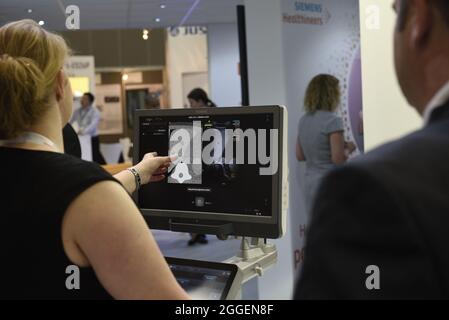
[0,19,70,139]
[304,74,341,113]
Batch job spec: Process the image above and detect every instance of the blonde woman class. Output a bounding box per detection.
[296,74,355,215]
[0,20,189,299]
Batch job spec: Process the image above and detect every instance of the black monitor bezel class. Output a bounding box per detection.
[165,257,238,300]
[134,106,284,239]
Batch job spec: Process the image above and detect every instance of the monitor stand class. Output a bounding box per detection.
[223,237,277,300]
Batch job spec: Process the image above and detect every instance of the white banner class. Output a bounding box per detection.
[281,0,362,276]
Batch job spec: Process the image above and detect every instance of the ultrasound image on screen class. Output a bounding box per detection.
[138,114,274,217]
[168,122,202,185]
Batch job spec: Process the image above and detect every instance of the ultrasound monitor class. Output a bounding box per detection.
[166,257,240,300]
[134,106,288,239]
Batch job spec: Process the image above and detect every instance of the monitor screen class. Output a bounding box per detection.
[138,113,273,217]
[166,257,238,300]
[134,106,285,239]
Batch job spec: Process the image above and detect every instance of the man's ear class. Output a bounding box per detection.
[410,0,432,49]
[55,69,65,102]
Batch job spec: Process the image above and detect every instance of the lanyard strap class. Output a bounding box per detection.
[0,132,58,150]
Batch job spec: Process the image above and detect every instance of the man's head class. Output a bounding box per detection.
[393,0,449,114]
[81,92,95,108]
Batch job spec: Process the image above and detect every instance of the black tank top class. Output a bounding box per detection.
[0,147,119,299]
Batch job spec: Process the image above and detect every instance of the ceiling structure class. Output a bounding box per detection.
[0,0,244,31]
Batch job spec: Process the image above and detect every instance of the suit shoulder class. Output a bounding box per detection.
[335,124,449,201]
[352,125,449,169]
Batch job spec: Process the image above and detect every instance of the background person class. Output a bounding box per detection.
[0,19,189,300]
[296,74,355,216]
[295,0,449,299]
[187,88,217,108]
[70,92,106,164]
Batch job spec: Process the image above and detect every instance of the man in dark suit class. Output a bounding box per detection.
[295,0,449,299]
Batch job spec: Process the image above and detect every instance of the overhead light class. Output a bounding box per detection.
[143,28,150,40]
[122,74,129,81]
[27,9,33,13]
[160,4,166,9]
[155,18,161,23]
[38,20,45,26]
